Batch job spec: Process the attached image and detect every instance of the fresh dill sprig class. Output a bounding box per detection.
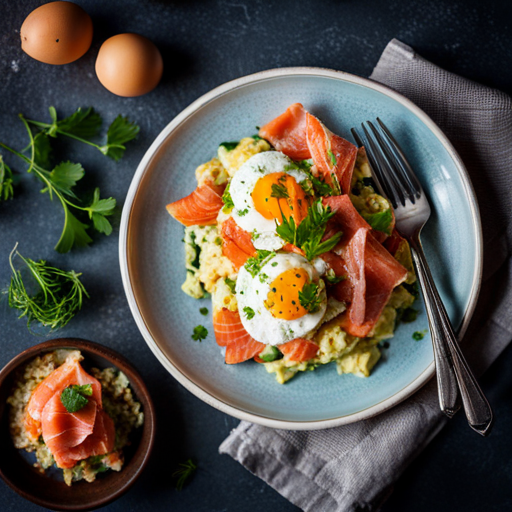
[7,244,89,331]
[173,459,197,491]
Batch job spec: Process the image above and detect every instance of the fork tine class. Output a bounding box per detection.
[376,118,423,198]
[360,122,405,208]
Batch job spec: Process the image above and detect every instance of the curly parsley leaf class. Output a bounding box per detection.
[298,282,322,313]
[192,325,208,341]
[60,384,92,413]
[361,209,393,235]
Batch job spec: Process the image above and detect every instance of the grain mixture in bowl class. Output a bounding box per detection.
[7,349,144,486]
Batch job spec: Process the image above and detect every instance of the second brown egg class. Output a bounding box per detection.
[95,33,163,97]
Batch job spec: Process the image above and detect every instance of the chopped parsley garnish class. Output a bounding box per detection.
[173,459,197,491]
[60,384,92,413]
[191,325,208,341]
[362,209,393,235]
[199,307,209,316]
[412,330,427,341]
[224,277,237,294]
[237,208,249,216]
[325,268,346,284]
[259,273,269,283]
[222,182,234,212]
[270,182,289,199]
[298,282,322,313]
[244,250,275,277]
[327,149,337,167]
[251,230,260,241]
[219,141,239,151]
[276,199,342,261]
[271,262,278,267]
[243,306,255,320]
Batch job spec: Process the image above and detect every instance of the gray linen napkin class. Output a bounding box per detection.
[219,39,512,512]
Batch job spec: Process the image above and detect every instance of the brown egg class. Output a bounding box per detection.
[20,1,93,65]
[95,33,163,97]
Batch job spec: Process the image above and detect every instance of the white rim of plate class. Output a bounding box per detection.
[119,67,483,430]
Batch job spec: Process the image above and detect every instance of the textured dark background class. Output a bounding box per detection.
[1,0,512,511]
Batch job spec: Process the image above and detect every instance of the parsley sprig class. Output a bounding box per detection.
[0,107,139,252]
[298,282,322,313]
[191,325,208,341]
[275,200,342,261]
[8,244,88,331]
[244,250,275,277]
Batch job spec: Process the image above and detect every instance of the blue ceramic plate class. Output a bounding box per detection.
[119,68,482,430]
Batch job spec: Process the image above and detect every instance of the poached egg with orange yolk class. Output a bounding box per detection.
[236,252,327,345]
[229,152,310,251]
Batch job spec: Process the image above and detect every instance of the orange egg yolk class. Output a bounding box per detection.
[265,268,309,320]
[251,172,309,225]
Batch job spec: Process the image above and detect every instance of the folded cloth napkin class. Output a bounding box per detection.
[219,38,512,512]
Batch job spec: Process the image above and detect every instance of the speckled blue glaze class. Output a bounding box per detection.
[121,69,480,426]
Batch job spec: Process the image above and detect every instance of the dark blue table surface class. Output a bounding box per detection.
[1,1,511,511]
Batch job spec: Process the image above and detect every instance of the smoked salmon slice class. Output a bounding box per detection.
[221,217,256,269]
[51,410,116,469]
[25,359,102,442]
[324,195,408,337]
[258,103,310,160]
[213,308,265,364]
[166,181,225,226]
[41,393,97,458]
[307,113,357,195]
[279,338,319,362]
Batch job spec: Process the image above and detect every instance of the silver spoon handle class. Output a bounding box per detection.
[410,236,493,436]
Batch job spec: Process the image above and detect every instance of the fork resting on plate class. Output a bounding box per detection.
[352,119,493,436]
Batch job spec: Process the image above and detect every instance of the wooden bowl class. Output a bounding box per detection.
[0,338,155,511]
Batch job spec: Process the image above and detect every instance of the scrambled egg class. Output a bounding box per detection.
[217,137,271,176]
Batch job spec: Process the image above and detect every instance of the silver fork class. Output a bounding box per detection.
[351,119,493,436]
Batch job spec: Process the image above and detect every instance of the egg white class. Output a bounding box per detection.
[229,152,309,251]
[236,252,327,345]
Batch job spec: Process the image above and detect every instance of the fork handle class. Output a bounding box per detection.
[410,235,494,436]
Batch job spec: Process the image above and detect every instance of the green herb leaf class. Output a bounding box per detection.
[173,459,197,491]
[361,208,393,235]
[55,209,92,253]
[100,115,140,161]
[57,107,103,138]
[243,306,255,319]
[327,149,337,167]
[224,277,236,294]
[199,307,209,316]
[270,182,289,199]
[222,182,234,212]
[237,208,249,217]
[412,330,427,341]
[84,188,116,236]
[8,245,89,331]
[49,161,85,197]
[0,156,14,202]
[33,132,52,169]
[258,345,283,362]
[325,268,346,284]
[219,141,239,151]
[60,385,92,413]
[401,307,419,323]
[191,325,208,341]
[244,250,274,278]
[276,200,342,261]
[298,282,322,313]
